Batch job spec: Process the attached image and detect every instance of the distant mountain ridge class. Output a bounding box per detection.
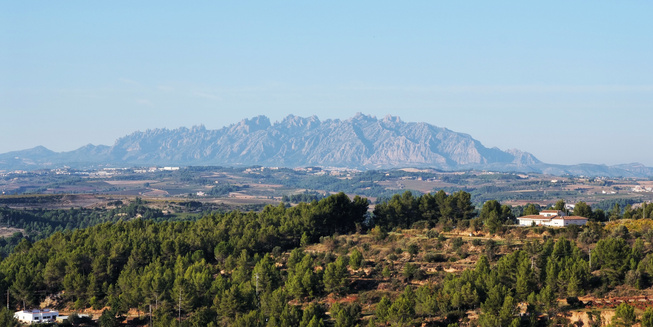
[1,114,652,177]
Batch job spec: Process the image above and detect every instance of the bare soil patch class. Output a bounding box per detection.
[0,226,23,238]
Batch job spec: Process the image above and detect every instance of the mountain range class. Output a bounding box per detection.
[1,113,651,177]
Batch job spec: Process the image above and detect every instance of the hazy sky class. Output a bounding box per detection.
[2,2,652,166]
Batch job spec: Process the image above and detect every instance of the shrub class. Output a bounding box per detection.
[407,244,419,255]
[451,237,464,250]
[403,263,418,280]
[566,297,582,308]
[371,226,388,241]
[350,249,363,270]
[423,252,446,263]
[426,229,439,239]
[411,220,430,229]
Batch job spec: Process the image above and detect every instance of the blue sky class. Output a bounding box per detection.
[1,2,652,166]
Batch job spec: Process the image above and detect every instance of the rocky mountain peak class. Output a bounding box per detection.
[350,112,377,122]
[382,115,402,124]
[235,115,271,133]
[278,114,321,130]
[4,114,651,177]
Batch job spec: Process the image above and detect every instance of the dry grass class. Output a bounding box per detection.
[0,226,23,238]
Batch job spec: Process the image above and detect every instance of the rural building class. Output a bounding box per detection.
[517,210,588,227]
[14,309,59,324]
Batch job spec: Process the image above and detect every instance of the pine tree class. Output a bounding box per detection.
[612,303,636,327]
[349,248,363,270]
[375,296,391,321]
[641,307,653,327]
[0,307,19,327]
[515,256,535,301]
[323,256,348,295]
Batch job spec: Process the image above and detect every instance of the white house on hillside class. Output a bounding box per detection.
[517,210,588,227]
[14,309,59,324]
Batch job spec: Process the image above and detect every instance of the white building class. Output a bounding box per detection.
[14,309,59,324]
[517,210,588,227]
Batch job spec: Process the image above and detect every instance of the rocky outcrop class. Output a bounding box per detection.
[2,114,652,177]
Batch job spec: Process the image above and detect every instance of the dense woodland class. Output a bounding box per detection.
[0,199,163,257]
[1,191,653,326]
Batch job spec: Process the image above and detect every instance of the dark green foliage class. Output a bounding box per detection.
[373,190,474,229]
[423,252,446,263]
[310,193,369,235]
[414,284,437,316]
[388,287,416,325]
[479,200,500,220]
[553,199,566,210]
[484,239,498,261]
[573,201,593,218]
[566,296,582,308]
[593,198,636,213]
[300,303,326,327]
[628,202,653,219]
[522,203,540,215]
[349,248,363,270]
[375,296,391,321]
[0,199,163,255]
[594,237,631,284]
[323,256,349,295]
[0,307,19,327]
[578,221,604,244]
[282,192,325,203]
[436,238,592,324]
[286,253,321,300]
[0,193,367,314]
[479,200,515,234]
[452,237,464,250]
[407,243,419,255]
[612,303,637,327]
[642,307,653,327]
[98,309,119,327]
[403,263,419,280]
[207,182,245,196]
[373,191,420,229]
[2,188,651,326]
[331,302,361,327]
[426,228,439,239]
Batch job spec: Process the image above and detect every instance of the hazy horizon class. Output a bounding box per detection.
[2,2,652,166]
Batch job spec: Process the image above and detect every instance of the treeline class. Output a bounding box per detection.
[207,183,248,197]
[278,171,400,199]
[0,195,64,206]
[0,199,163,255]
[282,192,325,204]
[373,190,474,229]
[561,199,653,222]
[373,191,521,235]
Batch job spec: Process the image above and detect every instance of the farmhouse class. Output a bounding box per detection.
[14,309,59,324]
[517,210,588,227]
